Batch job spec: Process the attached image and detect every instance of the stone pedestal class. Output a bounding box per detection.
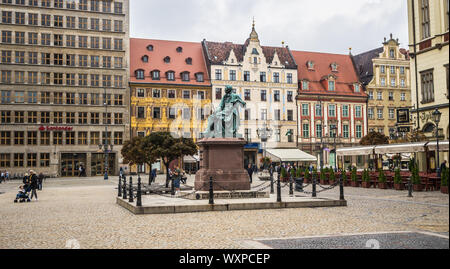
[195,138,250,191]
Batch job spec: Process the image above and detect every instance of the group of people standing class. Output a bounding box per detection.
[0,170,10,183]
[21,170,45,201]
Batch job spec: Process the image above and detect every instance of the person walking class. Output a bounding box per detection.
[5,171,9,181]
[151,168,157,184]
[0,171,4,183]
[29,170,38,201]
[173,165,182,195]
[23,173,29,185]
[37,172,44,191]
[247,164,254,184]
[79,165,83,177]
[440,160,448,174]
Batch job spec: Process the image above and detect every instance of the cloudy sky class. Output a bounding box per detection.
[130,0,409,55]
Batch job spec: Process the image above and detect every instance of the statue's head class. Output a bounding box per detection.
[225,85,233,94]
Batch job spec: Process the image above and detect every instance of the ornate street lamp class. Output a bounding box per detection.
[257,122,273,169]
[432,108,442,177]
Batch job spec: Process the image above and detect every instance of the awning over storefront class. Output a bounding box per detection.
[183,155,199,163]
[427,140,449,151]
[374,142,428,154]
[336,146,375,156]
[265,148,317,162]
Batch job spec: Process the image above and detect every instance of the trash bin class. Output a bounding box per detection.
[295,177,304,192]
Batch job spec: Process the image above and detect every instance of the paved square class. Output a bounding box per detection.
[256,232,449,249]
[0,175,448,249]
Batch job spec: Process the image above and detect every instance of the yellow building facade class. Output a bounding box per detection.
[365,36,412,138]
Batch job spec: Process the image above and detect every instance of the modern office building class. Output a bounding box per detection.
[0,0,130,177]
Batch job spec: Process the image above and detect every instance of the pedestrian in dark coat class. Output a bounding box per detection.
[247,164,254,184]
[37,173,44,190]
[29,170,38,201]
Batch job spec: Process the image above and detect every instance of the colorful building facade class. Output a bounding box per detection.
[129,38,211,173]
[292,50,368,169]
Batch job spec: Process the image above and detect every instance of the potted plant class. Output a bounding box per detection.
[329,169,336,185]
[320,168,329,185]
[393,168,403,190]
[378,169,387,189]
[280,167,288,182]
[351,166,358,187]
[362,169,371,188]
[303,168,310,183]
[441,167,448,194]
[313,167,318,183]
[342,169,349,186]
[411,165,423,192]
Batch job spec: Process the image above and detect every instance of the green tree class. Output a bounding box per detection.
[411,164,420,185]
[359,131,389,146]
[351,166,357,182]
[121,136,157,181]
[304,168,310,181]
[146,132,197,187]
[441,167,449,187]
[330,169,336,182]
[363,169,370,182]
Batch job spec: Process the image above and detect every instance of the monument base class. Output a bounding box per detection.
[195,138,250,191]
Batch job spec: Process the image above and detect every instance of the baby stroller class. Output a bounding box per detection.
[14,185,31,203]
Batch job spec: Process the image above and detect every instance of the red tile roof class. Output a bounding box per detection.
[130,38,210,86]
[291,50,367,98]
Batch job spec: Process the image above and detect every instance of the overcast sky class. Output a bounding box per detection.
[130,0,409,55]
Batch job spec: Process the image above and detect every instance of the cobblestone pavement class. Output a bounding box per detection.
[0,175,448,249]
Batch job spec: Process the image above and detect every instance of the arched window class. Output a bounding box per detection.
[135,69,145,80]
[195,72,204,82]
[164,56,171,63]
[185,57,192,65]
[147,45,153,51]
[142,55,149,63]
[176,47,183,53]
[423,123,436,133]
[181,72,190,81]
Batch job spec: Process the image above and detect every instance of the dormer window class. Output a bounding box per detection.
[328,80,335,91]
[253,57,258,64]
[164,56,170,63]
[354,83,360,92]
[166,71,175,81]
[176,47,183,53]
[195,72,204,82]
[147,45,153,51]
[302,80,309,90]
[142,55,149,63]
[185,57,192,65]
[135,69,145,80]
[331,63,338,72]
[151,70,160,80]
[181,72,190,81]
[252,48,259,55]
[307,61,315,70]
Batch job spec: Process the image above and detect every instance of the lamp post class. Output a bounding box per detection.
[432,108,442,177]
[257,122,273,169]
[99,87,112,180]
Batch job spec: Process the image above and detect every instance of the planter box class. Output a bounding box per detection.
[362,182,371,188]
[351,181,359,187]
[320,179,329,185]
[378,182,387,189]
[329,180,336,185]
[394,183,404,191]
[441,186,448,194]
[413,184,423,192]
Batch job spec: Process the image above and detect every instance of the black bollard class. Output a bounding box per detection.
[118,175,122,197]
[136,175,142,207]
[312,173,317,198]
[122,176,127,200]
[129,177,134,203]
[289,174,294,196]
[209,176,214,205]
[270,169,274,194]
[408,177,413,197]
[277,170,281,202]
[171,177,175,196]
[339,170,345,201]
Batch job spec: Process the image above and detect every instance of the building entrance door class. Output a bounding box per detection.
[91,153,116,176]
[61,153,87,177]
